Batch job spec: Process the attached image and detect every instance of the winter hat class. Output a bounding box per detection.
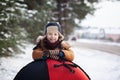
[44,22,64,40]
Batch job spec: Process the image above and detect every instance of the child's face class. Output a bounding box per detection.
[46,32,59,43]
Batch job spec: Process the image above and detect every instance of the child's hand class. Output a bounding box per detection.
[43,50,65,60]
[59,50,65,58]
[49,50,65,60]
[49,50,59,60]
[43,50,50,57]
[49,50,59,55]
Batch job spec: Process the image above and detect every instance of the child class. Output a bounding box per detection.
[32,22,74,61]
[14,22,90,80]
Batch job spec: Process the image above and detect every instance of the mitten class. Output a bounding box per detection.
[49,50,59,60]
[42,50,50,60]
[42,50,65,60]
[59,50,65,58]
[49,50,65,60]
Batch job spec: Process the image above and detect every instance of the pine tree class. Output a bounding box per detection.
[0,0,27,56]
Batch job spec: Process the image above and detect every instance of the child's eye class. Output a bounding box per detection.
[54,33,58,36]
[48,33,52,35]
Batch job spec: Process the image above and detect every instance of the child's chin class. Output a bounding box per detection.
[50,41,56,43]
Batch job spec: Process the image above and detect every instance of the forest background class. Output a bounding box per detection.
[0,0,118,56]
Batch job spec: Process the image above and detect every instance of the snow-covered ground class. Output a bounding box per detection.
[0,44,33,80]
[73,47,120,80]
[76,39,120,46]
[0,41,120,80]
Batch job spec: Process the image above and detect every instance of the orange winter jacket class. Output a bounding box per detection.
[32,40,74,61]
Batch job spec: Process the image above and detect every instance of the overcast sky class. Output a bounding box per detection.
[80,1,120,28]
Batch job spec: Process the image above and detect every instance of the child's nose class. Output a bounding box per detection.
[51,34,55,37]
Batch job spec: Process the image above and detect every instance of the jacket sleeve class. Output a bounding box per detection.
[62,49,74,61]
[32,47,74,61]
[61,41,74,61]
[32,48,43,60]
[32,41,74,61]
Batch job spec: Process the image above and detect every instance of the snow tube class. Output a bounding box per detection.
[14,59,90,80]
[13,60,49,80]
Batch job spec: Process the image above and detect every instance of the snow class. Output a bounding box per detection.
[0,41,120,80]
[77,39,120,46]
[0,44,33,80]
[73,47,120,80]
